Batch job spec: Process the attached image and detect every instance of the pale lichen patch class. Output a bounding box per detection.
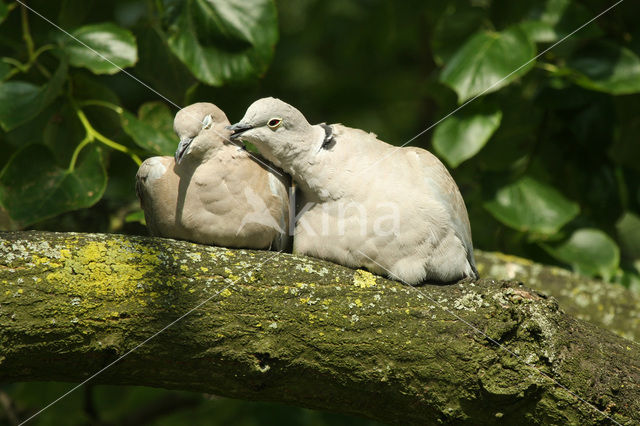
[186,252,202,262]
[453,292,484,312]
[353,270,377,288]
[44,240,162,303]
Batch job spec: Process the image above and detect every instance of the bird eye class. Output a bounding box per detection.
[267,118,282,129]
[201,114,213,129]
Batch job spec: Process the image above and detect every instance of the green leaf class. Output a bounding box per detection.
[135,25,195,104]
[0,61,12,79]
[616,212,640,261]
[543,228,620,281]
[139,102,175,140]
[71,72,121,104]
[0,60,67,131]
[125,209,146,225]
[121,102,176,156]
[519,0,600,43]
[63,23,138,74]
[568,42,640,95]
[432,104,502,168]
[431,4,486,66]
[0,144,107,227]
[0,82,43,131]
[440,27,536,103]
[473,94,539,172]
[43,103,85,166]
[484,176,580,235]
[166,0,278,86]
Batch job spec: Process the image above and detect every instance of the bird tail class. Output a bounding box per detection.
[470,263,479,280]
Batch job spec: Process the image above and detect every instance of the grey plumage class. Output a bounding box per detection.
[136,102,290,250]
[228,97,477,284]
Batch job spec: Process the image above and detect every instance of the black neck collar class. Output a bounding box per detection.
[319,123,335,150]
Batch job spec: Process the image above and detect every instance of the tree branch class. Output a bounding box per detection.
[0,231,638,425]
[475,251,640,343]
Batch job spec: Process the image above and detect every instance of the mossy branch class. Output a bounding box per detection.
[0,231,639,425]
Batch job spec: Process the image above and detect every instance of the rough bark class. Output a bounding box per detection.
[0,231,639,425]
[475,252,640,344]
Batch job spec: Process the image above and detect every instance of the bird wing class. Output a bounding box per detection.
[404,147,476,271]
[135,156,178,237]
[236,152,291,250]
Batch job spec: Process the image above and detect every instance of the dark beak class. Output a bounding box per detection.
[175,137,193,164]
[226,122,253,140]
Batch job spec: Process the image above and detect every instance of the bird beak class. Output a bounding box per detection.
[175,137,193,164]
[226,122,253,140]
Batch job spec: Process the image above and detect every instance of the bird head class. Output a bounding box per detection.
[174,102,230,164]
[227,97,316,168]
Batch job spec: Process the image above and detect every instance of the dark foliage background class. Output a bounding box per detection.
[1,0,639,424]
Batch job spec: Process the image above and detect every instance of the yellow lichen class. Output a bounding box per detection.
[220,288,232,297]
[353,269,377,288]
[44,240,162,302]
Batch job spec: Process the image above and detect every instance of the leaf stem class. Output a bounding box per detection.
[34,61,51,79]
[74,107,143,166]
[536,62,560,74]
[93,130,143,165]
[20,3,35,60]
[2,43,55,80]
[2,57,26,71]
[78,99,124,114]
[68,135,92,173]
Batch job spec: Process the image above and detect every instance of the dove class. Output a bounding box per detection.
[135,102,291,251]
[227,97,477,284]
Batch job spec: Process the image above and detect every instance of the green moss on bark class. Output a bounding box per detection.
[476,251,640,343]
[1,231,639,425]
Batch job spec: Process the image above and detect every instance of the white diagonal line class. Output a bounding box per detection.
[18,249,283,425]
[15,0,182,109]
[358,0,624,175]
[356,250,623,426]
[11,2,288,424]
[15,0,285,178]
[15,0,626,423]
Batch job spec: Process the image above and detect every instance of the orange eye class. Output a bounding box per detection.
[267,118,282,129]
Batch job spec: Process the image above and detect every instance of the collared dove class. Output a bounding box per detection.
[228,97,477,284]
[135,102,291,250]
